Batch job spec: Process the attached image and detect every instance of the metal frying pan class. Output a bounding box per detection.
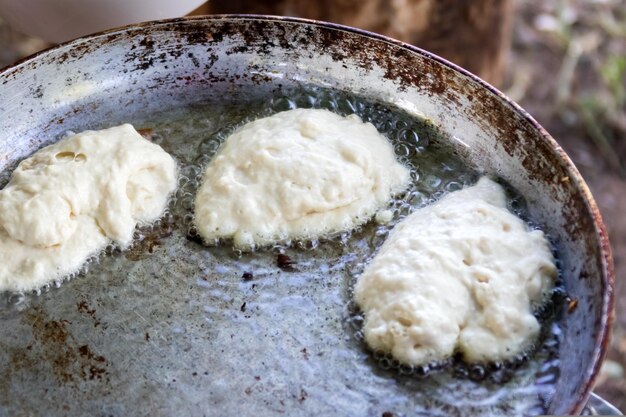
[0,16,615,416]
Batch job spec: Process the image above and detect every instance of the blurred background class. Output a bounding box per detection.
[0,0,624,411]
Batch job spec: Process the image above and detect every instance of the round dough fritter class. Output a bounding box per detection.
[0,124,177,292]
[194,109,410,248]
[354,177,557,365]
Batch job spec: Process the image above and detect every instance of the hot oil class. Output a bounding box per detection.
[0,85,564,416]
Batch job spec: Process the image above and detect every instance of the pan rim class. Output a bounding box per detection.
[0,14,615,415]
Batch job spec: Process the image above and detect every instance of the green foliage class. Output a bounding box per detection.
[600,54,626,107]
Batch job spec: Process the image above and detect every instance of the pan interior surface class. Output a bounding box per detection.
[0,17,611,417]
[1,86,562,417]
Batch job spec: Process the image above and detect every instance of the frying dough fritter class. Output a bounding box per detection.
[355,177,557,365]
[194,109,410,248]
[0,124,177,292]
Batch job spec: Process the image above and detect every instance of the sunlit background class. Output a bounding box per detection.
[0,0,624,411]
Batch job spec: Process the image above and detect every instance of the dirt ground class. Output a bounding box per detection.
[0,0,625,412]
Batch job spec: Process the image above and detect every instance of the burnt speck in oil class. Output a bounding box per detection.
[137,127,154,141]
[78,345,106,363]
[382,412,395,417]
[126,220,174,260]
[76,299,101,327]
[299,388,308,403]
[277,254,295,270]
[145,332,150,341]
[240,302,247,312]
[301,348,309,360]
[242,271,254,281]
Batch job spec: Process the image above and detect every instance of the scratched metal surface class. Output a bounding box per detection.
[0,16,614,416]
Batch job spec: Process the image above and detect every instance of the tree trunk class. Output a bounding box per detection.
[201,0,514,87]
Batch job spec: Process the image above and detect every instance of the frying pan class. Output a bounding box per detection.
[0,16,616,416]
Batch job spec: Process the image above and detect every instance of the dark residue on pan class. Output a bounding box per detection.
[0,306,110,388]
[276,254,296,271]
